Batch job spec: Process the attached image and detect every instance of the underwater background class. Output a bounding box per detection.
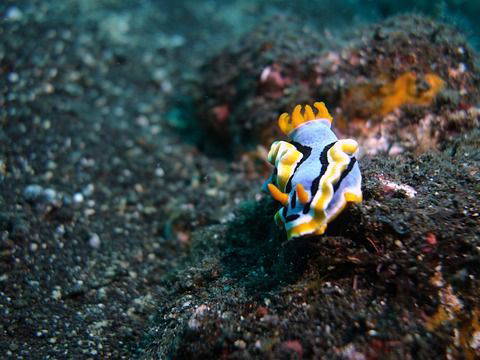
[1,0,480,358]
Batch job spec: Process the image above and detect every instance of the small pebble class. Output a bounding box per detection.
[5,7,23,21]
[23,184,44,201]
[51,289,62,300]
[43,188,57,203]
[194,304,209,316]
[89,233,101,249]
[234,339,246,349]
[188,318,200,330]
[73,193,84,203]
[8,72,19,83]
[82,184,94,196]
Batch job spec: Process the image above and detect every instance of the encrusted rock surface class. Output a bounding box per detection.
[197,15,480,155]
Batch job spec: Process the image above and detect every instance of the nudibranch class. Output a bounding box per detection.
[263,102,362,240]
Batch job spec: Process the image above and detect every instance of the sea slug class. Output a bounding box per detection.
[264,102,362,240]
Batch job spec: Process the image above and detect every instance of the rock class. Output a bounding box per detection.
[23,184,44,201]
[197,15,480,155]
[88,233,101,249]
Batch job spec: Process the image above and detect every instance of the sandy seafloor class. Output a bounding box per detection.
[1,1,480,359]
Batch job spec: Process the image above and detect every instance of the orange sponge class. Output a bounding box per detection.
[378,72,444,115]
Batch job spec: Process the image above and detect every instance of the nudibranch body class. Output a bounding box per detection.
[264,102,362,240]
